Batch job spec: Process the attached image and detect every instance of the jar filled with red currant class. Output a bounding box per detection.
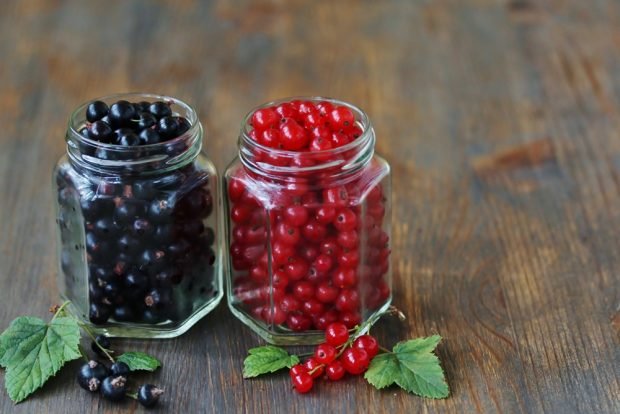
[54,93,222,338]
[225,97,391,344]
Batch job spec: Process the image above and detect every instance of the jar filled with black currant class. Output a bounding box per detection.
[54,93,222,338]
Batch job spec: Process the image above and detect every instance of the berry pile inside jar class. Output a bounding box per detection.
[227,99,391,334]
[56,98,217,327]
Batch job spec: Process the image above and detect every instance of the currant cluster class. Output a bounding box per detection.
[289,322,379,393]
[228,99,391,333]
[77,335,163,408]
[80,99,190,147]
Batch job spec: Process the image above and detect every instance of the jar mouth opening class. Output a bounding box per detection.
[68,92,201,151]
[239,96,372,158]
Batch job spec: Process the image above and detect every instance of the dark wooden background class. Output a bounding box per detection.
[0,0,618,413]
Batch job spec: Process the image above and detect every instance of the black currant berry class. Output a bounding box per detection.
[149,101,172,119]
[148,199,174,223]
[101,375,127,401]
[117,235,140,255]
[158,116,180,139]
[86,101,109,122]
[132,180,156,199]
[91,334,111,357]
[113,305,135,322]
[110,362,130,376]
[137,384,164,408]
[87,120,113,143]
[124,270,148,294]
[131,218,153,238]
[114,199,146,225]
[136,112,157,130]
[109,100,136,127]
[114,128,140,146]
[77,360,109,392]
[89,302,111,325]
[139,128,161,145]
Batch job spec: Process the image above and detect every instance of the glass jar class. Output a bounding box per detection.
[224,97,391,344]
[53,93,223,338]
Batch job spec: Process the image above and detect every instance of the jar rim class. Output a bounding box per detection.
[238,96,375,178]
[66,93,203,175]
[68,92,201,151]
[239,96,372,157]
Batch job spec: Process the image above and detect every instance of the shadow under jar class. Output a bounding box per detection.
[225,97,392,345]
[53,93,223,339]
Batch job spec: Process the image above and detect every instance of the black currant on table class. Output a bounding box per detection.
[137,384,164,408]
[101,375,128,401]
[110,362,130,376]
[77,360,109,392]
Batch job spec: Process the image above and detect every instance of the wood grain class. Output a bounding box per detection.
[0,0,618,412]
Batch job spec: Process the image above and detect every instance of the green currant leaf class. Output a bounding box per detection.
[364,335,449,399]
[0,316,81,403]
[116,352,161,372]
[364,353,400,389]
[243,345,300,378]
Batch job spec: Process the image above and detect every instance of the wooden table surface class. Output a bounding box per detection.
[0,0,619,413]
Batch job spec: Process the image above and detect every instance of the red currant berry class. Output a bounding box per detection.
[333,268,357,289]
[276,222,301,245]
[279,118,309,150]
[251,108,279,130]
[272,241,295,265]
[227,179,245,202]
[340,311,362,328]
[325,322,349,346]
[258,128,282,148]
[287,312,312,331]
[310,125,331,141]
[249,265,268,283]
[314,309,339,330]
[315,206,337,224]
[293,281,315,301]
[331,131,351,147]
[297,101,316,115]
[303,357,324,379]
[319,237,341,256]
[309,136,333,152]
[328,106,355,130]
[245,225,267,244]
[316,101,335,117]
[231,205,252,224]
[337,230,359,249]
[313,254,333,274]
[280,295,301,313]
[353,335,379,359]
[303,111,325,129]
[275,102,297,120]
[289,364,307,378]
[285,258,309,281]
[262,305,287,325]
[326,360,346,381]
[302,299,324,317]
[335,289,360,312]
[316,282,339,304]
[340,348,369,375]
[272,269,289,289]
[323,186,348,206]
[302,220,327,243]
[315,343,337,365]
[344,124,363,139]
[338,249,360,269]
[300,244,320,262]
[283,205,309,227]
[291,372,313,393]
[334,208,357,232]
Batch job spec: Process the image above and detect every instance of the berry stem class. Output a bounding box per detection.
[378,345,392,354]
[78,322,115,363]
[126,392,138,400]
[51,300,71,321]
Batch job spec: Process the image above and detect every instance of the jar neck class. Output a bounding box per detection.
[238,97,375,183]
[65,93,203,177]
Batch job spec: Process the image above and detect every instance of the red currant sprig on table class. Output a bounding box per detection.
[289,322,380,393]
